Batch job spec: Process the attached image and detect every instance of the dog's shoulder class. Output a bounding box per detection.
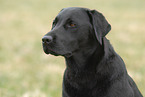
[97,38,127,80]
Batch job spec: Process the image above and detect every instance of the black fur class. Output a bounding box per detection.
[42,7,143,97]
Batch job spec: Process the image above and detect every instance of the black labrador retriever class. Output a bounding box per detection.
[42,7,143,97]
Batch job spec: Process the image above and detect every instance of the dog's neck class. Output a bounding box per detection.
[64,40,104,73]
[63,38,118,89]
[64,37,115,73]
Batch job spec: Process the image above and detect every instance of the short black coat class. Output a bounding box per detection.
[42,7,143,97]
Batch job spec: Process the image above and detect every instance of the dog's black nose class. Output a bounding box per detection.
[42,36,53,44]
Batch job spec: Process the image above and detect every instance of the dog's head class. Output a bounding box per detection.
[42,7,111,57]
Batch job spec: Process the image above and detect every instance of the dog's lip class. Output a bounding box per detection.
[46,49,73,57]
[43,47,58,55]
[43,44,73,57]
[42,44,56,54]
[63,53,72,58]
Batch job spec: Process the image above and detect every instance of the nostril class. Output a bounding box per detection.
[42,36,53,44]
[42,38,45,42]
[46,39,50,42]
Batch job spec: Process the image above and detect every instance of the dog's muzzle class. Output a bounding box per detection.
[42,36,53,44]
[42,35,53,54]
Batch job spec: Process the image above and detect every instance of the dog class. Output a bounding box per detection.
[42,7,143,97]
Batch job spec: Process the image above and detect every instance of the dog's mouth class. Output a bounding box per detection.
[42,44,73,58]
[63,53,72,58]
[43,48,59,56]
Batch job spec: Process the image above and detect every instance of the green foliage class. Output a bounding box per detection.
[0,0,145,96]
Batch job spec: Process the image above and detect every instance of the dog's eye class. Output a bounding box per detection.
[52,22,56,29]
[52,18,58,29]
[70,23,76,27]
[67,23,76,28]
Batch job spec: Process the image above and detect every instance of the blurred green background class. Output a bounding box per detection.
[0,0,145,97]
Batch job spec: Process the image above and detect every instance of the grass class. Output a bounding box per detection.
[0,0,145,96]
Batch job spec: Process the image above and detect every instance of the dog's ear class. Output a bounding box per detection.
[88,10,111,45]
